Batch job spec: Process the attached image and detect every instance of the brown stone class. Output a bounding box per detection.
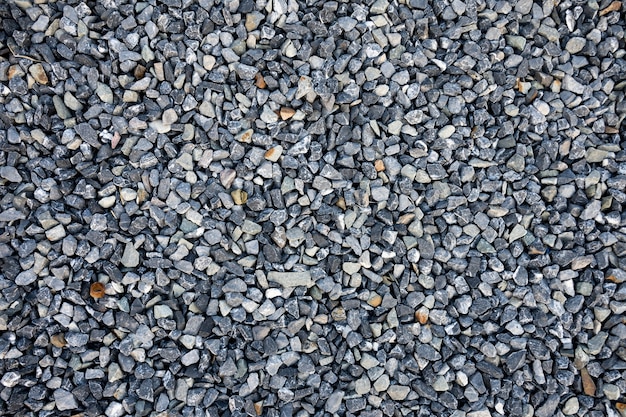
[8,65,22,80]
[375,160,385,172]
[90,282,105,298]
[415,307,429,324]
[51,334,67,348]
[600,1,621,15]
[398,213,415,224]
[581,367,596,396]
[332,306,346,321]
[134,64,146,79]
[255,73,266,89]
[368,294,382,307]
[280,107,296,120]
[254,402,263,416]
[136,187,148,204]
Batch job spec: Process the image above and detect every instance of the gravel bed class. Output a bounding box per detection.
[1,0,626,416]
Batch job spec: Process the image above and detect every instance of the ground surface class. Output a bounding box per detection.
[0,0,626,416]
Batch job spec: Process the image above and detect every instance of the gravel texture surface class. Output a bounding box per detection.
[1,0,626,416]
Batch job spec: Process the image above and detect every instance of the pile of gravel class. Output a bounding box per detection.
[1,0,625,416]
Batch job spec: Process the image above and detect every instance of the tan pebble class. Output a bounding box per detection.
[51,334,67,348]
[231,189,248,205]
[332,306,347,321]
[600,1,621,15]
[581,367,596,396]
[280,107,296,120]
[8,65,22,80]
[375,160,385,172]
[134,64,146,79]
[29,63,48,85]
[368,294,382,307]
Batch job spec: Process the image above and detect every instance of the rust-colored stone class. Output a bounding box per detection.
[255,73,266,89]
[264,146,283,162]
[415,307,429,324]
[90,282,105,299]
[237,129,253,143]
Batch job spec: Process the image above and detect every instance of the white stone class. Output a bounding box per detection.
[342,262,361,275]
[438,125,455,139]
[105,402,125,417]
[162,108,178,125]
[565,37,586,54]
[181,350,200,366]
[370,0,389,14]
[361,353,379,369]
[355,377,371,395]
[46,224,66,241]
[387,385,410,400]
[562,397,579,415]
[373,374,390,392]
[467,410,492,417]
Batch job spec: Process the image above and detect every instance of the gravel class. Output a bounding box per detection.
[1,0,626,416]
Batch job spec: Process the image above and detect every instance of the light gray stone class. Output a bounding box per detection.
[15,269,37,286]
[387,385,410,400]
[267,271,314,287]
[121,242,140,268]
[0,166,22,182]
[54,389,78,410]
